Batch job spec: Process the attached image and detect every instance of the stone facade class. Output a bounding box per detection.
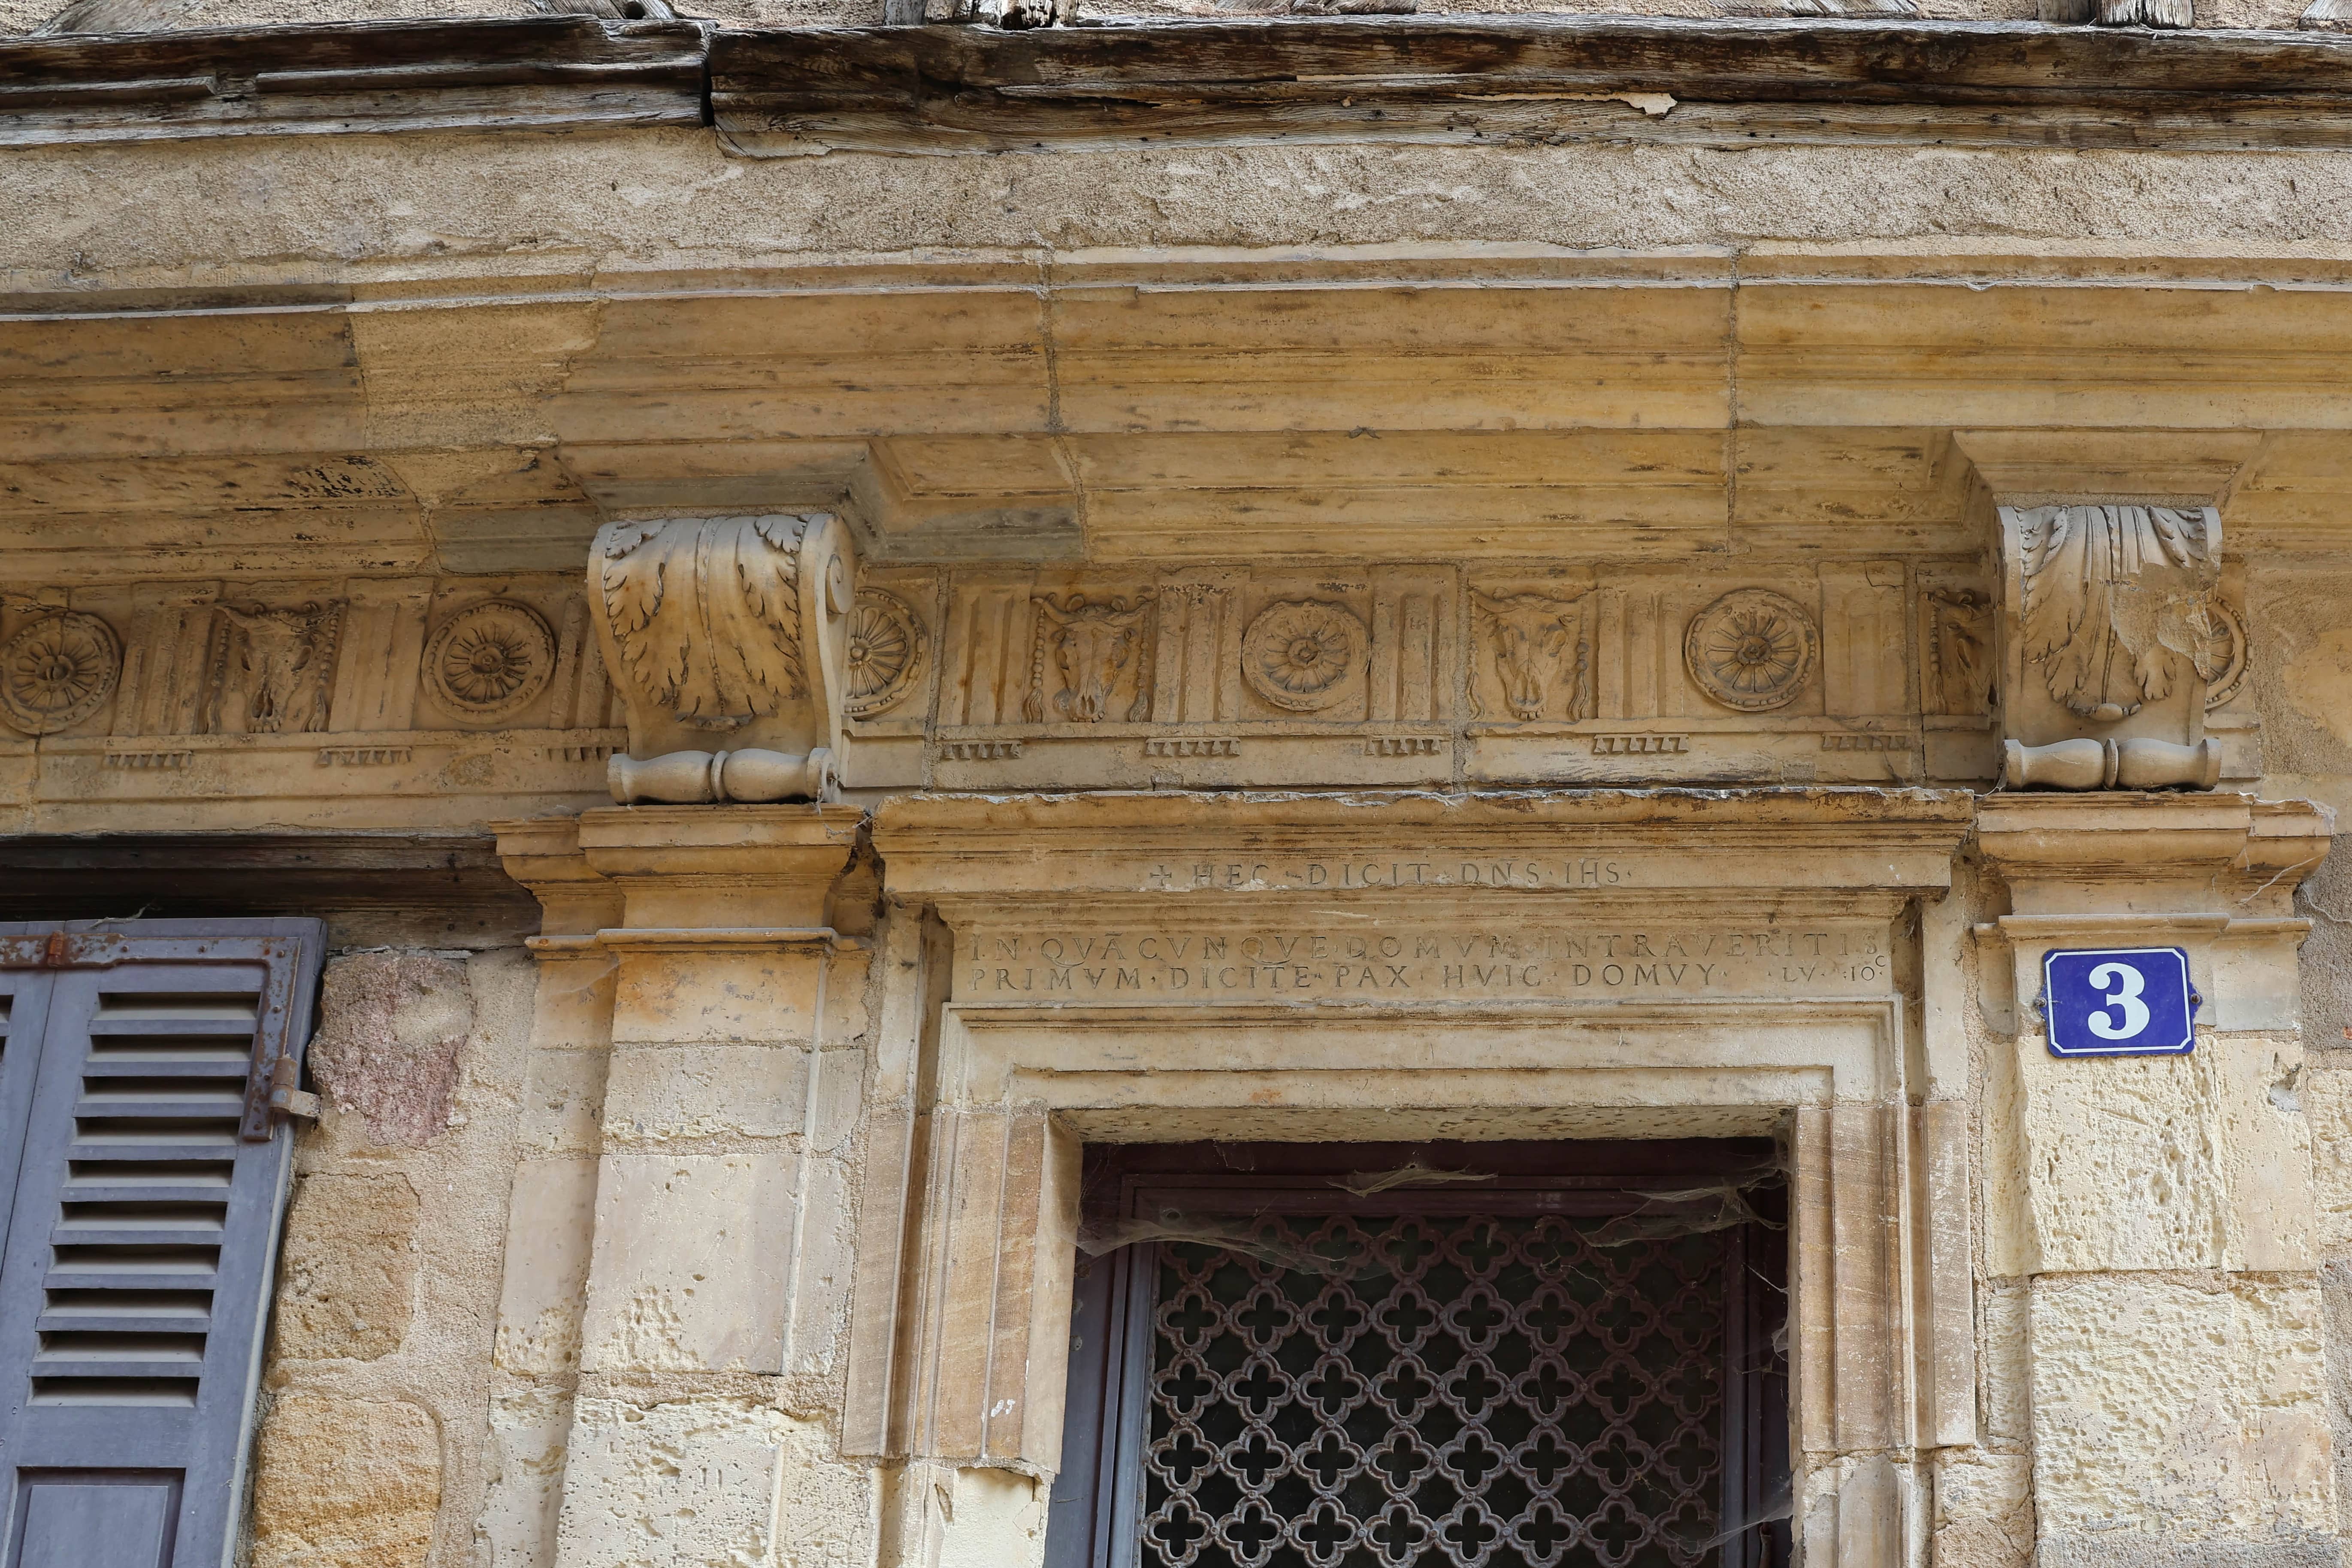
[5,6,2352,1568]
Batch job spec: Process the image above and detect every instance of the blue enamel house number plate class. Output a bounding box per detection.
[2043,946,2197,1057]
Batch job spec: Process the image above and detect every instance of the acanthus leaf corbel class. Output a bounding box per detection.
[589,512,857,803]
[1997,503,2225,791]
[1957,431,2256,793]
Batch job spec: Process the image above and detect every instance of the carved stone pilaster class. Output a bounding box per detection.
[588,512,857,803]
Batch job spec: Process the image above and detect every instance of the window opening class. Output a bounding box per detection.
[1049,1141,1790,1568]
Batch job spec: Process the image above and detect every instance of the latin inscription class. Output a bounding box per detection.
[961,925,1889,1001]
[1139,858,1636,891]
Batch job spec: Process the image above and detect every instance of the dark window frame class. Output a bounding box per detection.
[1048,1139,1791,1568]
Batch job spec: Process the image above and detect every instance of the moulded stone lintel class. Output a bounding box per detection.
[875,786,1974,908]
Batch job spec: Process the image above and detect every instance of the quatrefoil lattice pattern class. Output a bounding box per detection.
[1140,1214,1726,1568]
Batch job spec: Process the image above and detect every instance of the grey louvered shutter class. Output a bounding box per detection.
[0,919,324,1568]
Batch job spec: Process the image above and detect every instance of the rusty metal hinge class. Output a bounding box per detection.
[266,1054,319,1123]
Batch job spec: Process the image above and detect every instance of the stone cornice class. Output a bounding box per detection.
[11,15,2352,152]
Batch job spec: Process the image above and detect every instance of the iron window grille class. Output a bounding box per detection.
[1047,1140,1790,1568]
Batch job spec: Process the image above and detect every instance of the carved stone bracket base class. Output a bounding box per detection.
[2002,736,2219,792]
[607,746,837,805]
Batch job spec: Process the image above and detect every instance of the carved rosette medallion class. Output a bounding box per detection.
[2191,599,2248,710]
[845,589,926,719]
[426,601,556,722]
[0,611,121,735]
[1684,589,1818,712]
[1241,599,1367,713]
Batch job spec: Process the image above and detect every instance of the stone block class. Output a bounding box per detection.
[824,948,874,1046]
[2035,1542,2343,1567]
[2019,1033,2314,1274]
[1978,1279,2032,1447]
[494,1156,598,1377]
[579,1154,797,1374]
[1930,1450,2031,1568]
[2210,934,2313,1035]
[2030,1275,2337,1549]
[269,1171,419,1362]
[309,951,472,1148]
[480,1388,572,1568]
[2214,1034,2316,1272]
[786,1150,857,1378]
[520,1046,609,1155]
[2320,1260,2352,1551]
[934,1467,1050,1568]
[2304,1065,2352,1258]
[609,948,823,1046]
[556,1399,870,1568]
[1797,1452,1908,1568]
[251,1394,442,1568]
[601,1042,808,1145]
[2295,834,2352,1054]
[2016,1043,2231,1272]
[809,1047,865,1155]
[528,950,619,1053]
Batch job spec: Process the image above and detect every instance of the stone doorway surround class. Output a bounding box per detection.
[848,786,1978,1565]
[488,782,2337,1568]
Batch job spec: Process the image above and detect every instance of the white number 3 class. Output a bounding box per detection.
[2085,962,2151,1040]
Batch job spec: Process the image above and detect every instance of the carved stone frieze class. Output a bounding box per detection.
[1683,589,1818,712]
[0,610,121,735]
[425,600,556,724]
[208,600,343,735]
[13,538,2263,813]
[1025,592,1154,724]
[1921,587,1994,719]
[590,513,856,801]
[0,573,628,829]
[1468,590,1587,722]
[1239,599,1366,713]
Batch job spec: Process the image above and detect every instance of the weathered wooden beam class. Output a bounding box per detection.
[710,16,2352,152]
[6,14,2352,152]
[0,832,539,937]
[0,15,707,145]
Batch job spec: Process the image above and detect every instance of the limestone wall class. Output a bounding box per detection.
[250,944,540,1568]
